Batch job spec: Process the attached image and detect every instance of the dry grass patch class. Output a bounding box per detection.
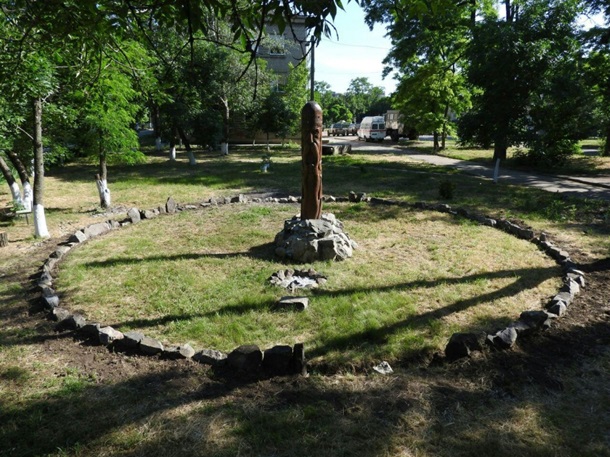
[56,202,560,369]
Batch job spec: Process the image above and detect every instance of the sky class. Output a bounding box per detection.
[314,1,397,96]
[313,3,607,97]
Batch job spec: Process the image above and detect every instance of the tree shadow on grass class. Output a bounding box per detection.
[2,320,609,457]
[79,241,279,269]
[308,264,559,361]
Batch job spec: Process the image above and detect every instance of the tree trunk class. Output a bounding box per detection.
[441,103,450,150]
[177,126,196,165]
[0,155,23,206]
[493,138,507,161]
[0,231,7,247]
[5,150,32,210]
[603,123,610,157]
[96,149,111,209]
[221,97,230,155]
[433,131,440,152]
[169,125,177,161]
[152,101,162,151]
[32,97,49,238]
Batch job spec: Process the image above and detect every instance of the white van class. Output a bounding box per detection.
[357,116,386,142]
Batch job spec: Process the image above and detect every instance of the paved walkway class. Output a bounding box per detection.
[400,150,610,201]
[332,137,610,201]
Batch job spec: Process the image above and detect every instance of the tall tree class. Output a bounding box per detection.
[362,0,479,150]
[459,0,584,174]
[345,77,385,121]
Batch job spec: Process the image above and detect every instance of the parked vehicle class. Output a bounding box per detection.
[329,122,349,136]
[357,116,386,142]
[384,110,418,141]
[347,123,359,135]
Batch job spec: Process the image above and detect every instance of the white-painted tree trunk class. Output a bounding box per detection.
[493,158,501,184]
[221,142,229,155]
[187,150,197,165]
[34,203,50,238]
[9,181,23,207]
[96,178,111,208]
[169,145,177,161]
[22,181,33,211]
[155,137,162,151]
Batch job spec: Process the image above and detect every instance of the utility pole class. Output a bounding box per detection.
[310,39,315,101]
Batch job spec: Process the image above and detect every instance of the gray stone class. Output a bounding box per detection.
[551,292,572,307]
[38,272,53,287]
[141,209,158,219]
[55,313,86,332]
[41,294,59,310]
[84,222,111,238]
[98,326,124,345]
[166,197,177,214]
[262,345,293,374]
[509,319,535,335]
[275,213,355,263]
[193,348,228,366]
[69,230,88,243]
[164,344,196,360]
[227,345,263,372]
[40,285,56,297]
[290,343,307,375]
[547,301,567,317]
[231,194,248,203]
[120,331,145,349]
[79,322,101,338]
[348,191,367,203]
[50,307,71,322]
[109,220,121,229]
[140,336,164,355]
[158,205,167,214]
[566,272,586,288]
[435,204,451,213]
[373,361,393,375]
[276,296,309,311]
[50,245,71,259]
[487,327,518,349]
[519,310,552,330]
[127,207,141,223]
[560,279,580,297]
[445,332,484,361]
[43,257,58,273]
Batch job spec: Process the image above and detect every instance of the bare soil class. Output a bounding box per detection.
[2,218,610,457]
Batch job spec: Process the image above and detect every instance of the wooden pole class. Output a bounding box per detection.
[300,101,323,220]
[0,231,8,247]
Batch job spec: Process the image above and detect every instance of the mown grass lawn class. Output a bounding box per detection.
[1,140,610,457]
[57,200,560,369]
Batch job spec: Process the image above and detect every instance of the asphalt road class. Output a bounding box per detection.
[326,136,610,201]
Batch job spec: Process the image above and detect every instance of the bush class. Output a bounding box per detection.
[438,179,456,199]
[515,139,580,169]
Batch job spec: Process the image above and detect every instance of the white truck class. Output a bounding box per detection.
[357,116,386,142]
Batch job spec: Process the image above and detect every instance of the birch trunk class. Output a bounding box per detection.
[97,150,110,209]
[5,150,32,210]
[0,155,23,206]
[32,97,49,238]
[169,126,177,161]
[177,126,196,165]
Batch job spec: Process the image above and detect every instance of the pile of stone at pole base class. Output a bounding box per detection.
[274,213,357,263]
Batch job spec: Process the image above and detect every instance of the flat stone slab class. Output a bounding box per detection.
[276,296,309,311]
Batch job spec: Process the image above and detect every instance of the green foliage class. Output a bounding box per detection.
[364,0,472,147]
[345,77,386,120]
[77,44,144,165]
[438,179,456,199]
